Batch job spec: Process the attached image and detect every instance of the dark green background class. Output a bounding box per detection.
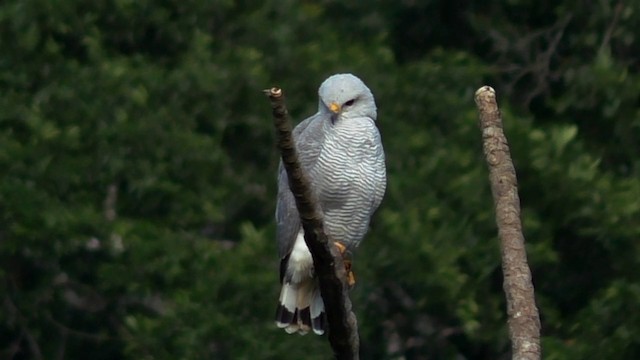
[1,1,639,359]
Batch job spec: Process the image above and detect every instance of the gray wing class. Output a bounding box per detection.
[275,113,326,259]
[275,163,300,259]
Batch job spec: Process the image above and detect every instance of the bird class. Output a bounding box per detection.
[275,73,386,335]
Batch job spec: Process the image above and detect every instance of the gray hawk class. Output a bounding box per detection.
[275,73,387,335]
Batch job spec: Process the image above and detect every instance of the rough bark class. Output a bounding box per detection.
[474,86,542,360]
[265,87,360,360]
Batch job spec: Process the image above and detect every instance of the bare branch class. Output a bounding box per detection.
[45,313,110,343]
[104,183,118,222]
[264,87,359,360]
[54,327,68,360]
[599,1,624,55]
[486,15,572,107]
[474,86,542,360]
[4,296,44,360]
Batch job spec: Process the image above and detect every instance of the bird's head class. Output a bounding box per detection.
[318,73,377,123]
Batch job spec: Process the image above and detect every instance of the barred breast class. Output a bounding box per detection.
[310,116,386,250]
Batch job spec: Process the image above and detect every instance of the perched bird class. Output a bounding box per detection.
[275,73,386,335]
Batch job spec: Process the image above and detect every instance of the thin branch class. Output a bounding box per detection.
[104,183,118,222]
[4,296,44,360]
[54,327,68,360]
[474,86,541,360]
[598,1,624,55]
[45,313,110,343]
[486,15,572,107]
[264,87,359,360]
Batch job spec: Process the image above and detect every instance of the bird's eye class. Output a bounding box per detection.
[344,99,356,106]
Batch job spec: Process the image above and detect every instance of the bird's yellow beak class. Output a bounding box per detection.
[329,102,341,114]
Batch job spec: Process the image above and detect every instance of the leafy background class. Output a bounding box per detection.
[1,0,639,359]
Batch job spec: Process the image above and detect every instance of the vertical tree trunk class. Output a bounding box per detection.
[474,86,542,360]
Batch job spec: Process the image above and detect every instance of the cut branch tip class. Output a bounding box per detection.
[264,87,283,98]
[475,86,497,106]
[475,85,495,95]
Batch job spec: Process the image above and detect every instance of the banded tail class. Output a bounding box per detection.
[275,232,325,335]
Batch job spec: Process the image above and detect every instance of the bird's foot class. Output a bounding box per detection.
[334,241,356,288]
[344,259,356,288]
[334,241,347,255]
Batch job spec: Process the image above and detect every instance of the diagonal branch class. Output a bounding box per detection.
[264,87,359,360]
[474,86,542,360]
[4,295,44,360]
[598,1,624,55]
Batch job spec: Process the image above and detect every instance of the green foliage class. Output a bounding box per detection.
[1,0,639,359]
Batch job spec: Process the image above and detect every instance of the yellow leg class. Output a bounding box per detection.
[334,241,356,287]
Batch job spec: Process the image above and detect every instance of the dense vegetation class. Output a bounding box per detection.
[1,1,639,359]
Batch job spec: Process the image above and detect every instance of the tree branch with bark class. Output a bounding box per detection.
[264,87,359,360]
[474,86,542,360]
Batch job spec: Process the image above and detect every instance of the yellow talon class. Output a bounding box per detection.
[334,241,356,287]
[345,259,356,287]
[334,241,347,254]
